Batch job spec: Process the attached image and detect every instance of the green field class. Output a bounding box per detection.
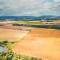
[14,21,60,29]
[15,21,43,25]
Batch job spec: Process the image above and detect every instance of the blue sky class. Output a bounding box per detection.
[0,0,60,16]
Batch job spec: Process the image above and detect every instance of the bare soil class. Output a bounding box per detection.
[13,28,60,60]
[0,28,29,41]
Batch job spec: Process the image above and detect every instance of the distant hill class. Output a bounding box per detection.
[36,15,60,20]
[0,15,60,21]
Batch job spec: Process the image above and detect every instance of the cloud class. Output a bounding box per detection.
[54,0,60,2]
[0,0,60,16]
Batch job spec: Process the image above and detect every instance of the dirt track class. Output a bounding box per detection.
[13,28,60,60]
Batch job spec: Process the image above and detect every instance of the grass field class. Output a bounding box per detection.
[15,21,43,25]
[14,21,60,29]
[14,20,60,25]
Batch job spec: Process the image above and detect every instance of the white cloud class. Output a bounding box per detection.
[0,0,60,16]
[54,0,60,2]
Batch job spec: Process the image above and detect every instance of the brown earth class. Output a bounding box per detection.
[0,28,29,41]
[13,28,60,60]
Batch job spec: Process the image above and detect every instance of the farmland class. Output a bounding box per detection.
[0,20,60,60]
[14,20,60,29]
[13,28,60,60]
[15,21,43,25]
[15,20,60,25]
[0,28,29,42]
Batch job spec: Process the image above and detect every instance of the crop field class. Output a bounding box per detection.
[0,28,29,42]
[15,21,43,25]
[0,21,60,60]
[13,28,60,60]
[14,20,60,25]
[14,21,60,29]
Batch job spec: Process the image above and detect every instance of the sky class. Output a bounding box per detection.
[0,0,60,16]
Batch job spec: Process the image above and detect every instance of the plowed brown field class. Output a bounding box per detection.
[13,28,60,60]
[0,28,29,41]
